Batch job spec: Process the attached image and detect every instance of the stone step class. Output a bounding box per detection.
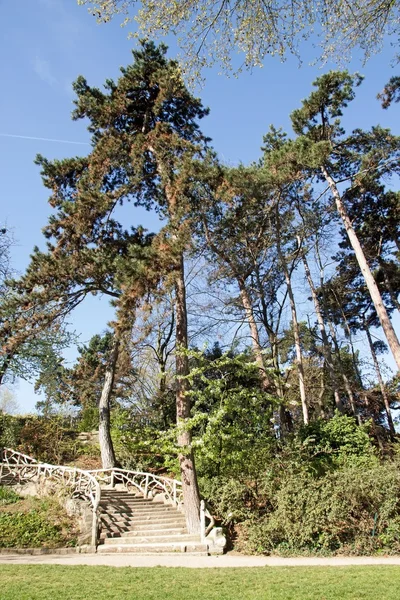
[114,517,187,526]
[99,498,156,505]
[118,506,178,513]
[104,533,199,545]
[121,526,187,535]
[101,511,182,520]
[100,519,187,531]
[97,542,208,554]
[121,521,186,534]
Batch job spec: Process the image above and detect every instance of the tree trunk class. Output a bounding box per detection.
[99,336,119,469]
[276,241,308,424]
[149,139,201,534]
[175,254,201,534]
[301,249,343,415]
[365,325,396,437]
[238,280,270,390]
[322,165,400,371]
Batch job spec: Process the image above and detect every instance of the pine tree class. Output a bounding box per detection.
[289,71,400,371]
[16,42,210,532]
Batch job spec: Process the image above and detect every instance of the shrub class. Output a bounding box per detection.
[0,493,78,548]
[0,487,20,506]
[238,461,400,555]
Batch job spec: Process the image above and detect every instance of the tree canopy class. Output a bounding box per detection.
[78,0,400,76]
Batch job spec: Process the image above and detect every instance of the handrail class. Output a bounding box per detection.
[87,468,183,508]
[0,448,101,546]
[200,499,216,542]
[1,449,218,547]
[1,447,37,465]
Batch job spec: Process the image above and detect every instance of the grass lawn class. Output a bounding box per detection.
[0,565,399,599]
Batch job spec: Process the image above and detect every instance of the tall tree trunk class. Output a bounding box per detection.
[275,232,308,424]
[237,279,270,390]
[175,255,201,534]
[99,335,119,469]
[300,248,343,415]
[365,325,396,437]
[326,317,357,416]
[149,140,201,533]
[321,166,400,371]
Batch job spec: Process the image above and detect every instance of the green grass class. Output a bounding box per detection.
[0,565,399,599]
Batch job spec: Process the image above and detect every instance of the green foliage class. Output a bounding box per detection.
[79,0,400,78]
[297,413,377,471]
[1,414,100,466]
[241,460,400,555]
[0,413,23,448]
[185,348,277,479]
[0,493,77,548]
[111,408,179,475]
[0,486,20,506]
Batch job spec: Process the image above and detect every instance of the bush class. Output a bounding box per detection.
[201,416,400,556]
[238,461,400,555]
[0,491,78,548]
[0,487,20,506]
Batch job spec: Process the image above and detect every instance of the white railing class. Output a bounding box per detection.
[200,499,216,542]
[1,449,217,547]
[0,448,101,546]
[88,467,215,541]
[87,468,183,508]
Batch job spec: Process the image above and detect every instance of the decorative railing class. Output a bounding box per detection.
[88,468,215,542]
[87,468,183,507]
[1,449,218,548]
[0,448,101,546]
[200,499,216,542]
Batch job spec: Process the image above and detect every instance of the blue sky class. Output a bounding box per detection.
[1,0,399,411]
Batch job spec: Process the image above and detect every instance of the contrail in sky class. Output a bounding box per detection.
[0,133,90,146]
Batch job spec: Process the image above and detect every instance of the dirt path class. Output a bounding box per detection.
[1,553,400,568]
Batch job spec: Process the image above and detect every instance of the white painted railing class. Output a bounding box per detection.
[87,468,183,507]
[1,449,217,547]
[200,499,216,542]
[0,448,101,546]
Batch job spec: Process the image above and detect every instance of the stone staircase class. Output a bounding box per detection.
[97,489,209,554]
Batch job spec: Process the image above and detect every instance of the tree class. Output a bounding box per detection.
[78,0,400,76]
[0,231,76,388]
[378,76,400,109]
[23,42,210,532]
[288,71,400,371]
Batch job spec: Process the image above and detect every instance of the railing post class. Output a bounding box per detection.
[91,510,98,548]
[173,481,177,506]
[144,474,149,499]
[110,470,115,488]
[200,500,206,543]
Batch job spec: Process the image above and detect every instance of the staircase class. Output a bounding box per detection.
[1,448,226,555]
[97,489,208,554]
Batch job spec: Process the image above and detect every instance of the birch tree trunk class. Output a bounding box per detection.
[321,165,400,371]
[99,335,119,469]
